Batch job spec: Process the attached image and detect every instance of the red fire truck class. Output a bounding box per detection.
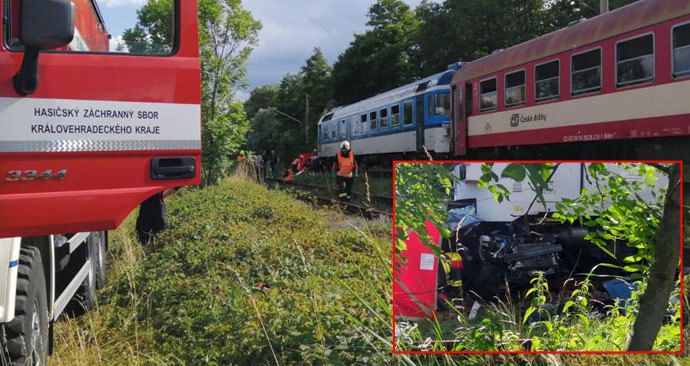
[0,0,201,364]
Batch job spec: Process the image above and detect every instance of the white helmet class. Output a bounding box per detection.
[340,141,351,151]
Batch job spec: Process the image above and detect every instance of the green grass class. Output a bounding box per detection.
[49,177,688,365]
[296,171,392,198]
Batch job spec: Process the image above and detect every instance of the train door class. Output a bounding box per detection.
[416,95,425,154]
[454,83,472,156]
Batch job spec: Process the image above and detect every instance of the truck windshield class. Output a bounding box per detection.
[3,0,176,55]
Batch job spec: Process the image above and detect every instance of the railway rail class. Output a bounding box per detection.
[265,178,392,218]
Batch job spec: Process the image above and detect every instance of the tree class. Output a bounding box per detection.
[414,0,551,75]
[121,0,174,54]
[300,48,334,149]
[627,164,681,350]
[244,85,279,120]
[546,0,641,30]
[246,108,280,153]
[202,102,250,185]
[331,0,420,104]
[245,49,334,162]
[123,0,261,185]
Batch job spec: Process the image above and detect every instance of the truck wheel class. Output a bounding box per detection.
[4,247,49,366]
[90,232,107,289]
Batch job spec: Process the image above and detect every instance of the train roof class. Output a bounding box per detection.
[320,67,460,124]
[452,0,690,85]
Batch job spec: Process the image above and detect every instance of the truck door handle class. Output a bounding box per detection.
[150,157,196,180]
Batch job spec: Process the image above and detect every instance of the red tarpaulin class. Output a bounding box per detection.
[394,220,440,320]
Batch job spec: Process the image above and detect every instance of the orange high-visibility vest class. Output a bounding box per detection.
[336,150,355,178]
[283,168,295,183]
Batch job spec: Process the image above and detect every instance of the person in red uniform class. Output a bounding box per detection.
[331,141,358,201]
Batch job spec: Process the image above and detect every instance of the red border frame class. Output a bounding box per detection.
[391,159,684,355]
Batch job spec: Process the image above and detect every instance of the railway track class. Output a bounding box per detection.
[363,170,392,179]
[265,178,392,218]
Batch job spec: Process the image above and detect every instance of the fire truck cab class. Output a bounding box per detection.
[0,0,201,364]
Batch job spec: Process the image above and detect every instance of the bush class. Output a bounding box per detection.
[50,178,688,366]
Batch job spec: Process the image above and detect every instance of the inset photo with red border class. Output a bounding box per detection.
[392,161,684,354]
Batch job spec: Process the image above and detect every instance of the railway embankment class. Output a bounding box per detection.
[48,177,688,365]
[50,177,394,365]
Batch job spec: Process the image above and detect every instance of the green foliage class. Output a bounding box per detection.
[479,163,556,207]
[102,178,395,364]
[202,102,250,185]
[245,48,333,160]
[245,85,279,120]
[124,0,261,186]
[414,0,552,75]
[523,271,549,325]
[547,0,641,30]
[552,163,666,270]
[399,269,680,352]
[395,163,456,257]
[50,177,688,365]
[332,0,420,105]
[246,108,280,153]
[121,0,174,54]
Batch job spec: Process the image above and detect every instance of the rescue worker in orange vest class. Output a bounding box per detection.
[236,150,248,177]
[331,141,358,201]
[283,166,295,184]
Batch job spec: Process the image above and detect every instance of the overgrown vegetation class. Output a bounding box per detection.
[51,177,687,365]
[394,163,683,352]
[51,177,395,364]
[124,0,261,185]
[397,273,684,354]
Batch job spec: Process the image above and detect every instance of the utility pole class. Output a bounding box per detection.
[600,0,609,14]
[305,94,310,151]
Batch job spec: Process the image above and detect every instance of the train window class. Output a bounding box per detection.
[331,123,336,139]
[434,94,451,116]
[427,95,434,117]
[322,125,328,141]
[360,114,368,133]
[479,78,497,112]
[673,23,690,78]
[416,97,424,125]
[403,101,413,126]
[572,49,602,96]
[505,70,526,107]
[616,34,654,87]
[535,60,560,102]
[341,120,347,138]
[370,111,378,131]
[380,108,389,129]
[391,105,401,127]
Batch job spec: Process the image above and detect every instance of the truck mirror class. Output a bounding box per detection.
[14,0,74,95]
[19,0,75,50]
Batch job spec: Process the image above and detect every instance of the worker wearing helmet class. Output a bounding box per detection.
[332,141,358,201]
[236,150,248,177]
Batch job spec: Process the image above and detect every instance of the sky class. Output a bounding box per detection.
[97,0,432,100]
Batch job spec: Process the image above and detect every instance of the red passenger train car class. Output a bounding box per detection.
[452,0,690,160]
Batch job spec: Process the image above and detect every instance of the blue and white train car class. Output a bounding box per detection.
[318,64,463,162]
